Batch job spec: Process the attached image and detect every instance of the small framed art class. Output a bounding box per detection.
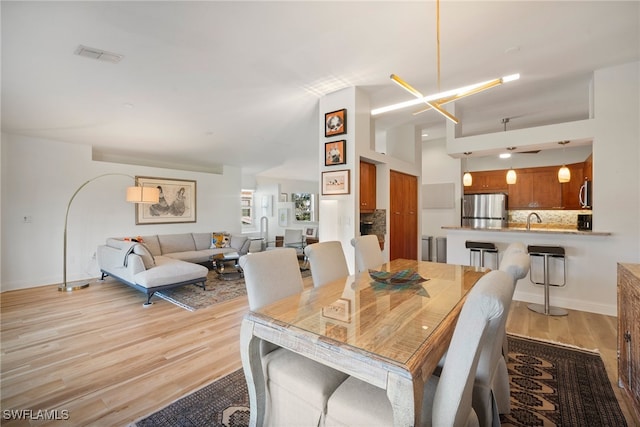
[325,140,346,166]
[324,108,346,137]
[322,169,350,195]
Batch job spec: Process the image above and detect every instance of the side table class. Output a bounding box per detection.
[211,252,243,280]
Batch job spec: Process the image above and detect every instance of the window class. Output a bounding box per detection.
[241,190,254,226]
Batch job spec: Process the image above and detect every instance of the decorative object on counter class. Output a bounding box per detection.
[61,173,160,292]
[135,176,196,224]
[462,152,473,187]
[324,140,346,166]
[324,108,346,137]
[321,169,350,195]
[557,140,571,183]
[380,0,519,124]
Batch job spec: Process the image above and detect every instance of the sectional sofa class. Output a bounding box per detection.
[97,232,250,305]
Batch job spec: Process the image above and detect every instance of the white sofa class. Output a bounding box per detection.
[97,232,250,305]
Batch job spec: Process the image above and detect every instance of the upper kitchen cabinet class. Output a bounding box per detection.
[561,162,585,209]
[360,160,376,213]
[463,170,508,194]
[508,166,563,209]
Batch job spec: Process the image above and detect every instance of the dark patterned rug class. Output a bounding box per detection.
[135,336,627,427]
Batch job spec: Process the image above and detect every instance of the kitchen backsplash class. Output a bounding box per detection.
[508,209,592,228]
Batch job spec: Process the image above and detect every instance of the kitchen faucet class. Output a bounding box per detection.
[526,212,542,230]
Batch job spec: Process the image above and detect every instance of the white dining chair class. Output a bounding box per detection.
[350,235,384,273]
[304,241,350,288]
[493,245,531,416]
[239,249,348,426]
[325,269,513,427]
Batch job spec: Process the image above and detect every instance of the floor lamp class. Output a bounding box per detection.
[59,173,159,292]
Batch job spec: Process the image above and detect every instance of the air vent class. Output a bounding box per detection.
[74,45,123,63]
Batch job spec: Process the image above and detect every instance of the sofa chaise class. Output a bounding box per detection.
[97,232,250,305]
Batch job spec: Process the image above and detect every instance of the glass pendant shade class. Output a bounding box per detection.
[463,172,473,187]
[558,165,571,183]
[506,169,517,185]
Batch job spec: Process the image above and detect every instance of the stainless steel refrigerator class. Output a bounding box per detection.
[462,193,508,228]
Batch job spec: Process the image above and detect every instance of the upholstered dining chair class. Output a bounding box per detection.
[493,243,531,416]
[324,269,513,427]
[239,249,348,426]
[350,235,384,273]
[304,241,350,288]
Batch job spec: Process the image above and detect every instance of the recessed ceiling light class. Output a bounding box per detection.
[500,153,511,159]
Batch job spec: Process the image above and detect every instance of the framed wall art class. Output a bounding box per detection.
[321,169,350,195]
[135,176,196,224]
[278,208,289,227]
[325,140,346,166]
[324,108,347,137]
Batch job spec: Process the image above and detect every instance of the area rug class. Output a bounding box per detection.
[155,261,311,311]
[155,267,248,311]
[135,335,628,427]
[500,335,627,427]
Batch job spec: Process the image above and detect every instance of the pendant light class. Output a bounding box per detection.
[557,141,571,183]
[381,0,520,122]
[502,119,517,184]
[463,152,473,187]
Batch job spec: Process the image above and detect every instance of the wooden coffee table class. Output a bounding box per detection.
[211,252,243,280]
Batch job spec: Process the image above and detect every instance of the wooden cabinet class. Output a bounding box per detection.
[464,170,508,194]
[390,170,417,260]
[507,166,563,209]
[618,263,640,420]
[561,162,585,209]
[360,161,376,213]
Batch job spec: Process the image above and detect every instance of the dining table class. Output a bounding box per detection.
[239,259,490,427]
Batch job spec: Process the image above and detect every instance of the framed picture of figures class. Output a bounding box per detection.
[135,176,196,224]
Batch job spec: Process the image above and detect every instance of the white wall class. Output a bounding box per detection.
[253,176,319,241]
[1,133,241,291]
[421,138,460,246]
[443,61,640,316]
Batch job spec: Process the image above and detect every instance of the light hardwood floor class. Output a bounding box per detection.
[1,277,638,426]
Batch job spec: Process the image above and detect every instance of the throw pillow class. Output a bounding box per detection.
[132,243,155,269]
[211,232,231,248]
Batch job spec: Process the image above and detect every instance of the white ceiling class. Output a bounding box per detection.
[2,1,638,181]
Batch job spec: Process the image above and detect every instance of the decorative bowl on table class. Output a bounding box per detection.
[368,269,428,286]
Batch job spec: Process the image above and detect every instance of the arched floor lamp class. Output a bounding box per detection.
[59,173,159,292]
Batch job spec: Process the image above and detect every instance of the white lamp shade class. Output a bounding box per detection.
[463,172,473,187]
[126,186,160,203]
[506,169,517,185]
[558,165,571,183]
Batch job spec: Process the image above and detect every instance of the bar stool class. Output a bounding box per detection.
[465,241,498,269]
[527,245,567,316]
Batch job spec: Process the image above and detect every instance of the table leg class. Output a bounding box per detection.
[386,371,419,427]
[240,319,266,427]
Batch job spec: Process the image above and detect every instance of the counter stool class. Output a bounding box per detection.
[527,245,567,316]
[465,241,498,269]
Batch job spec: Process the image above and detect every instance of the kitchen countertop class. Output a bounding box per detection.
[442,226,611,236]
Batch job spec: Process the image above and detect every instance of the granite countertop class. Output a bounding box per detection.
[442,225,611,236]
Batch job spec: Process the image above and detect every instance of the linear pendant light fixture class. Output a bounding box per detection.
[373,0,520,121]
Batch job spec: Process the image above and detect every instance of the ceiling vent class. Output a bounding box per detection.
[74,45,123,63]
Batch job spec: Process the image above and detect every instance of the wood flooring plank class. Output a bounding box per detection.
[1,281,636,426]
